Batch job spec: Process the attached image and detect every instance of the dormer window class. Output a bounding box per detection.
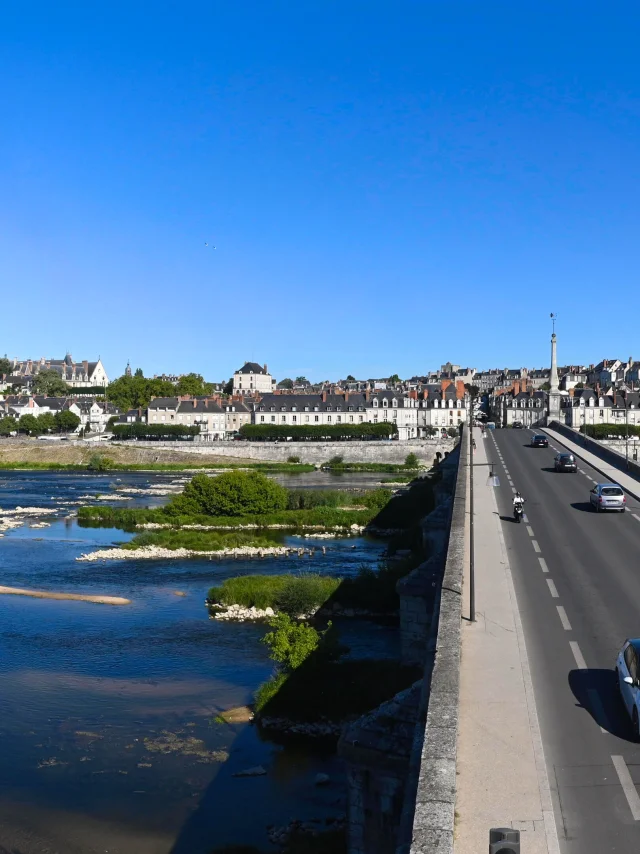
[336,405,341,411]
[392,399,397,407]
[270,406,276,412]
[291,406,297,412]
[434,400,439,408]
[373,399,379,408]
[304,406,309,412]
[280,406,286,411]
[382,399,388,408]
[313,406,319,412]
[348,406,354,411]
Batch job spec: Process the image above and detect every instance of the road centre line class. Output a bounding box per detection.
[612,755,640,821]
[523,513,529,523]
[633,514,640,522]
[526,526,534,536]
[587,690,610,734]
[538,557,549,573]
[511,487,517,493]
[532,540,541,553]
[556,605,572,630]
[570,641,587,670]
[547,579,559,598]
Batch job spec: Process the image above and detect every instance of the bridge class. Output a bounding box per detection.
[338,421,640,854]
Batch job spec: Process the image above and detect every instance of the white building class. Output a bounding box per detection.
[147,397,226,440]
[233,362,276,396]
[4,354,109,389]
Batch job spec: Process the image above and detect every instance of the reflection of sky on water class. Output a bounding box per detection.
[0,470,388,853]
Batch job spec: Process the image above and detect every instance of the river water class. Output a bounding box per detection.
[0,471,395,854]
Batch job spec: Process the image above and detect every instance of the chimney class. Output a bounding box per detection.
[344,392,349,402]
[193,399,197,408]
[529,386,533,398]
[569,388,575,398]
[409,389,418,400]
[455,380,465,399]
[513,381,520,396]
[322,391,327,402]
[263,364,268,373]
[365,388,370,401]
[612,388,616,406]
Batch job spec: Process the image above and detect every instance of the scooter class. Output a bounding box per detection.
[513,502,524,523]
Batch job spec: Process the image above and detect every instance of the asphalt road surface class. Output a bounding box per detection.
[489,427,640,854]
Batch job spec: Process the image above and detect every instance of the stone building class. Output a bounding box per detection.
[147,397,226,439]
[232,362,276,396]
[5,354,109,388]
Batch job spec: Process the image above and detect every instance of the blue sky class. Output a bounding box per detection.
[1,2,639,383]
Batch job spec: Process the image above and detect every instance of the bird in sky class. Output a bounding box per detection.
[204,241,216,249]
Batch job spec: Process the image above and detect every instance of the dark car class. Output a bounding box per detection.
[531,434,548,448]
[554,453,577,472]
[512,421,523,429]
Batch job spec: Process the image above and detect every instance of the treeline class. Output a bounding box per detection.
[239,422,397,441]
[0,411,81,436]
[106,372,214,411]
[580,423,640,439]
[112,423,200,440]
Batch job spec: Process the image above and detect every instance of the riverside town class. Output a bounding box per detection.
[2,334,640,854]
[4,6,640,854]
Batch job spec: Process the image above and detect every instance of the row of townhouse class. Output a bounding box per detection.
[492,385,640,429]
[0,395,119,433]
[253,382,470,440]
[145,397,252,439]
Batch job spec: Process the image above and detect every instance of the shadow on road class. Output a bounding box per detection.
[499,515,520,523]
[568,668,634,741]
[570,502,595,513]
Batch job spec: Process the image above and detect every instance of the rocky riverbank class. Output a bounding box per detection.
[76,544,300,562]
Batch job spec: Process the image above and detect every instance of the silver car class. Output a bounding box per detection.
[590,483,626,513]
[617,640,640,739]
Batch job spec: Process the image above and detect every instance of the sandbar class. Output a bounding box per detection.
[0,585,130,605]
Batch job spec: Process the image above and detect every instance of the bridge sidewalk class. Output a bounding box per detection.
[542,426,640,502]
[453,427,559,854]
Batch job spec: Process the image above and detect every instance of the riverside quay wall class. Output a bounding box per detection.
[338,436,466,854]
[110,438,456,466]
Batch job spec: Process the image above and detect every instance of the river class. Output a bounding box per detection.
[0,470,396,853]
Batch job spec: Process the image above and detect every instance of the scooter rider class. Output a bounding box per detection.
[513,491,525,509]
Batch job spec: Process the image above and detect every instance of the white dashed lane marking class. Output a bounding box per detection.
[532,540,541,553]
[547,579,559,598]
[526,526,534,537]
[556,605,571,630]
[570,641,587,670]
[633,514,640,522]
[612,755,640,820]
[538,557,549,573]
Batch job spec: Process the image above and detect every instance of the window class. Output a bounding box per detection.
[281,406,286,411]
[271,416,276,422]
[359,415,364,422]
[260,415,265,422]
[282,416,287,422]
[600,410,604,416]
[373,415,378,423]
[270,406,275,412]
[392,399,397,407]
[625,645,638,681]
[305,415,309,422]
[314,415,319,422]
[327,415,332,422]
[349,415,354,422]
[292,406,297,412]
[373,399,379,408]
[304,406,309,412]
[292,415,297,422]
[348,406,354,411]
[314,406,319,412]
[326,406,332,411]
[337,415,342,422]
[383,399,388,408]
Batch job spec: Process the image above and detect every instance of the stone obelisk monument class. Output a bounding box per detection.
[547,317,561,425]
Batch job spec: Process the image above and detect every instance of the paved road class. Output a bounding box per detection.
[488,427,640,854]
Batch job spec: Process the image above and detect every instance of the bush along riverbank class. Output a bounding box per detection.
[206,552,423,621]
[253,613,420,738]
[77,472,394,538]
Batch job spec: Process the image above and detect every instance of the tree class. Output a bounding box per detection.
[36,412,57,434]
[464,383,480,399]
[223,379,233,395]
[404,452,420,469]
[107,374,176,412]
[388,374,401,384]
[0,416,17,436]
[33,370,69,396]
[134,368,144,378]
[166,471,288,518]
[540,382,551,391]
[278,378,294,389]
[0,358,11,377]
[55,410,81,433]
[18,414,40,435]
[295,376,308,385]
[574,382,585,389]
[176,373,207,396]
[346,375,356,382]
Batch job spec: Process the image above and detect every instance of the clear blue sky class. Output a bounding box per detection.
[1,2,639,383]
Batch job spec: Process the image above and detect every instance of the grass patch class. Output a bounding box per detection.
[122,530,278,552]
[0,460,316,473]
[255,659,421,722]
[208,574,341,614]
[321,461,418,472]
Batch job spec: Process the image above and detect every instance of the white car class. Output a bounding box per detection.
[617,640,640,739]
[590,483,626,512]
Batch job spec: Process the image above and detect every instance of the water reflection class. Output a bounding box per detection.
[0,470,387,852]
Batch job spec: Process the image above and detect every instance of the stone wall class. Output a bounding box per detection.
[337,437,465,854]
[110,438,455,465]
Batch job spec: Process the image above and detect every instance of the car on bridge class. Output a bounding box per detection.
[554,453,577,472]
[616,640,640,739]
[531,434,548,448]
[590,483,626,512]
[512,421,523,429]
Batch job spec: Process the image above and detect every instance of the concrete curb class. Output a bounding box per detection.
[544,422,640,503]
[398,427,467,854]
